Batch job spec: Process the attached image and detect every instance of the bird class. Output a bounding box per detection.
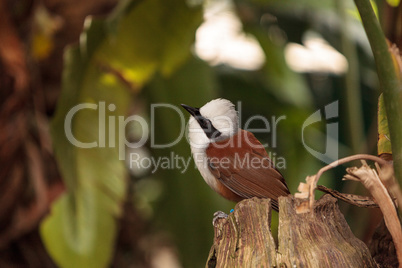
[181,98,290,211]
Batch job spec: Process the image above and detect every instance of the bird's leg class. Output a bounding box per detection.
[212,210,228,226]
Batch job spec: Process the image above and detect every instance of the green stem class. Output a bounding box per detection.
[354,0,402,186]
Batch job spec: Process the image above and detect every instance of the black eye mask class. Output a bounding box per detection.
[181,104,222,139]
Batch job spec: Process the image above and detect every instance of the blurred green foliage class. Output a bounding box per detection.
[378,94,392,155]
[44,0,388,266]
[42,19,131,268]
[43,0,203,267]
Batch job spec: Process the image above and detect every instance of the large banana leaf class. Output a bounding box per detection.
[42,0,202,267]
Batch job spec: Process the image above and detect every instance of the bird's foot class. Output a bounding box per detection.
[212,210,228,226]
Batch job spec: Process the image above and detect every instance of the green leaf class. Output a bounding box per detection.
[41,19,131,268]
[41,0,203,267]
[98,0,203,87]
[386,0,400,7]
[378,94,392,155]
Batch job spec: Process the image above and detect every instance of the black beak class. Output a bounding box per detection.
[181,104,201,117]
[181,103,222,139]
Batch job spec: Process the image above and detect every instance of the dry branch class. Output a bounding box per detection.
[345,162,402,267]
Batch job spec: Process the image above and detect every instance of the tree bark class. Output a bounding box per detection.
[207,195,378,267]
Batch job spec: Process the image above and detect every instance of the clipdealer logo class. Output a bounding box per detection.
[63,100,338,172]
[301,101,339,165]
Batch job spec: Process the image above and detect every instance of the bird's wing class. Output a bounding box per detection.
[206,130,289,211]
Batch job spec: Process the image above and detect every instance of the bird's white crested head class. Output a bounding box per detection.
[182,98,239,150]
[199,98,239,136]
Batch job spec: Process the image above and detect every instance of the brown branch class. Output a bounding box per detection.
[308,154,388,209]
[344,161,402,266]
[317,185,379,208]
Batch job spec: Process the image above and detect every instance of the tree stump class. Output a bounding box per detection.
[206,195,378,267]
